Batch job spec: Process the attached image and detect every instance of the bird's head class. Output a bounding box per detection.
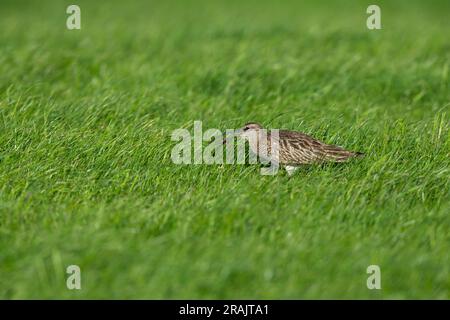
[223,122,263,144]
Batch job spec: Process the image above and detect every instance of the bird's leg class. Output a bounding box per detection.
[285,165,299,176]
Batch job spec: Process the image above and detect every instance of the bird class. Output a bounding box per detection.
[223,122,364,175]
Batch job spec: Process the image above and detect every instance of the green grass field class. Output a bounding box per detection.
[0,0,449,299]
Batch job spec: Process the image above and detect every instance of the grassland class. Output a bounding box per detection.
[0,0,449,299]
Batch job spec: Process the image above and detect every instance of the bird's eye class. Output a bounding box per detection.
[243,127,249,131]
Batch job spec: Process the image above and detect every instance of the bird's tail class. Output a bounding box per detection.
[322,145,364,162]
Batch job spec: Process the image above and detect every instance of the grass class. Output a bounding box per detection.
[0,0,449,299]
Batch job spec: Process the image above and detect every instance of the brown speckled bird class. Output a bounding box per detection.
[224,122,364,175]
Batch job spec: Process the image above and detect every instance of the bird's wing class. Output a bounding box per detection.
[277,130,357,164]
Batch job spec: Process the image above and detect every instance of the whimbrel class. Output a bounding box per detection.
[223,122,364,175]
